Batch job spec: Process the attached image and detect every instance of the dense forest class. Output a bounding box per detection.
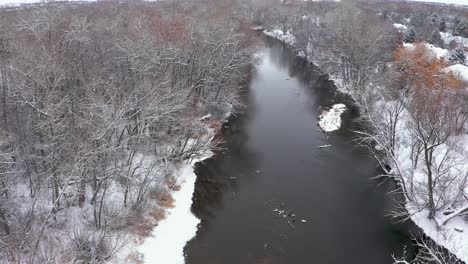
[0,0,467,263]
[0,1,254,263]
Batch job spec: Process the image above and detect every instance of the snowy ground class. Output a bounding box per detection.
[388,97,468,263]
[0,0,92,6]
[138,153,212,264]
[264,29,295,46]
[406,0,468,6]
[0,0,161,7]
[393,23,408,33]
[445,64,468,82]
[138,111,230,264]
[398,20,468,83]
[402,42,450,60]
[266,28,468,263]
[441,32,468,49]
[396,42,468,262]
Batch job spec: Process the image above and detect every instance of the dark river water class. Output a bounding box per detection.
[185,39,413,264]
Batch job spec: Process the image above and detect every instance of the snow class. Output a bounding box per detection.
[0,0,95,6]
[402,42,450,59]
[366,98,468,263]
[445,64,468,81]
[318,104,346,132]
[264,29,295,46]
[199,113,212,121]
[427,44,450,59]
[138,114,224,264]
[393,23,408,32]
[302,0,341,2]
[267,26,468,262]
[389,105,468,263]
[406,0,468,6]
[403,43,414,49]
[0,0,162,7]
[409,204,468,263]
[441,32,468,48]
[138,153,212,264]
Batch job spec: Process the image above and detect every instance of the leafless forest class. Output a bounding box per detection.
[0,1,254,263]
[0,0,467,263]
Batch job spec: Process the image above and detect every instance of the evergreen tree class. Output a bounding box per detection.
[439,17,446,32]
[410,12,427,27]
[449,48,466,65]
[429,29,444,48]
[453,17,461,32]
[404,27,416,43]
[454,20,468,38]
[381,9,389,20]
[430,14,438,25]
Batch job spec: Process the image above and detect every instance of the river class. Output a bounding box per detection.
[184,38,413,264]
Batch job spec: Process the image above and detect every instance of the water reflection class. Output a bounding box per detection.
[191,114,261,222]
[185,38,412,264]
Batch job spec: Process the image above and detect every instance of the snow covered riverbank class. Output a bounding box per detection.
[138,153,212,264]
[138,108,233,264]
[265,28,468,263]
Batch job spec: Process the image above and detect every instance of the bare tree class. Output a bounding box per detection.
[394,236,463,264]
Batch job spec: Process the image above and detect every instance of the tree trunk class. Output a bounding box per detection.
[424,144,436,219]
[0,207,10,235]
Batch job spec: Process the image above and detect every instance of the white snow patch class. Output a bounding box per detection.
[0,0,164,7]
[368,98,468,263]
[0,0,95,6]
[406,0,468,6]
[426,43,450,59]
[403,43,415,49]
[445,64,468,82]
[402,42,450,59]
[393,23,408,32]
[318,104,346,132]
[441,32,468,48]
[408,204,468,263]
[389,104,468,263]
[264,29,295,46]
[138,153,212,264]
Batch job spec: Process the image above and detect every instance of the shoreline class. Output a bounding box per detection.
[263,31,466,263]
[138,153,212,264]
[137,110,234,264]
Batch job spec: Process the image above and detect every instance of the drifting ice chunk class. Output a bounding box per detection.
[318,104,347,132]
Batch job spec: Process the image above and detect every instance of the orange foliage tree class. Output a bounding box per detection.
[394,43,463,117]
[394,43,465,218]
[394,43,462,94]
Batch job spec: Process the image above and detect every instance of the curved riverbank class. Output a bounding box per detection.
[184,38,415,264]
[139,155,208,264]
[262,33,464,263]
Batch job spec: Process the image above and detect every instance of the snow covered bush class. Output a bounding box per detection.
[428,29,444,48]
[404,27,416,43]
[454,20,468,38]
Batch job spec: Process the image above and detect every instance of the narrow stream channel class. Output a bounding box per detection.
[185,38,413,264]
